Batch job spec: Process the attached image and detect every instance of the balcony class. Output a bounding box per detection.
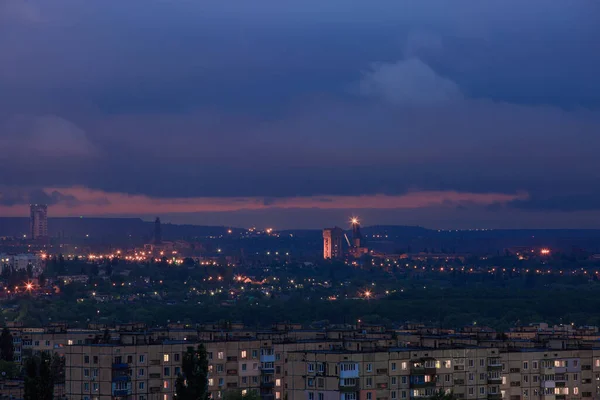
[487,394,502,400]
[261,367,275,374]
[149,373,161,379]
[542,367,554,374]
[410,381,436,389]
[260,354,275,363]
[541,381,555,389]
[487,365,503,371]
[112,375,131,382]
[340,369,359,379]
[377,368,388,375]
[487,377,503,384]
[113,389,131,397]
[261,381,275,388]
[112,363,129,369]
[227,369,238,375]
[339,384,359,393]
[411,367,436,375]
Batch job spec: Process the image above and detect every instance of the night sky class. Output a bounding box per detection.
[1,0,600,229]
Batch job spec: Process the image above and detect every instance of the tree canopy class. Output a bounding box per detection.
[175,344,209,400]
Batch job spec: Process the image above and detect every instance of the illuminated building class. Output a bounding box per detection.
[29,204,48,239]
[323,227,344,260]
[351,217,363,248]
[349,217,369,258]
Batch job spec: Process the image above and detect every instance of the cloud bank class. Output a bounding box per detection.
[0,0,599,227]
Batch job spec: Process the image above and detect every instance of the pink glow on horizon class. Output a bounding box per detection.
[0,187,527,217]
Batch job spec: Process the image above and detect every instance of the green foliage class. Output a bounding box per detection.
[428,389,456,400]
[0,327,14,361]
[175,344,209,400]
[224,390,262,400]
[0,360,19,379]
[23,352,64,400]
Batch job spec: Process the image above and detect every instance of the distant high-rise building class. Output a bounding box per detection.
[30,204,48,239]
[323,227,343,260]
[154,217,162,244]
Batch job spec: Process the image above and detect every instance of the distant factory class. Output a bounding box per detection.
[323,217,369,260]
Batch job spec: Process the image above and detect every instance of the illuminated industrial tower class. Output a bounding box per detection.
[348,216,368,258]
[350,217,363,248]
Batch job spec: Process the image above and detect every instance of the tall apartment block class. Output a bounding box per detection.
[323,227,344,260]
[30,204,48,239]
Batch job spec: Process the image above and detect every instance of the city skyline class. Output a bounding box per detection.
[1,0,600,229]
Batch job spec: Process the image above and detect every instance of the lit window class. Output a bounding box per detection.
[218,352,224,360]
[164,354,169,362]
[67,340,73,345]
[276,392,281,400]
[401,362,407,370]
[241,351,247,359]
[242,390,248,395]
[164,395,169,400]
[276,379,281,387]
[208,379,214,386]
[164,380,169,389]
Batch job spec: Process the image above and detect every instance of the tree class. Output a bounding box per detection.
[0,327,14,361]
[0,359,19,379]
[1,264,10,280]
[38,273,47,287]
[175,344,209,400]
[224,390,262,400]
[102,328,111,344]
[24,352,61,400]
[428,389,456,400]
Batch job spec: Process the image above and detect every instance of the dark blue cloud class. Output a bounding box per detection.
[1,0,600,226]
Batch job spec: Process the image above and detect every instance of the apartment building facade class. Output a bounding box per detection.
[7,323,600,400]
[287,348,600,400]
